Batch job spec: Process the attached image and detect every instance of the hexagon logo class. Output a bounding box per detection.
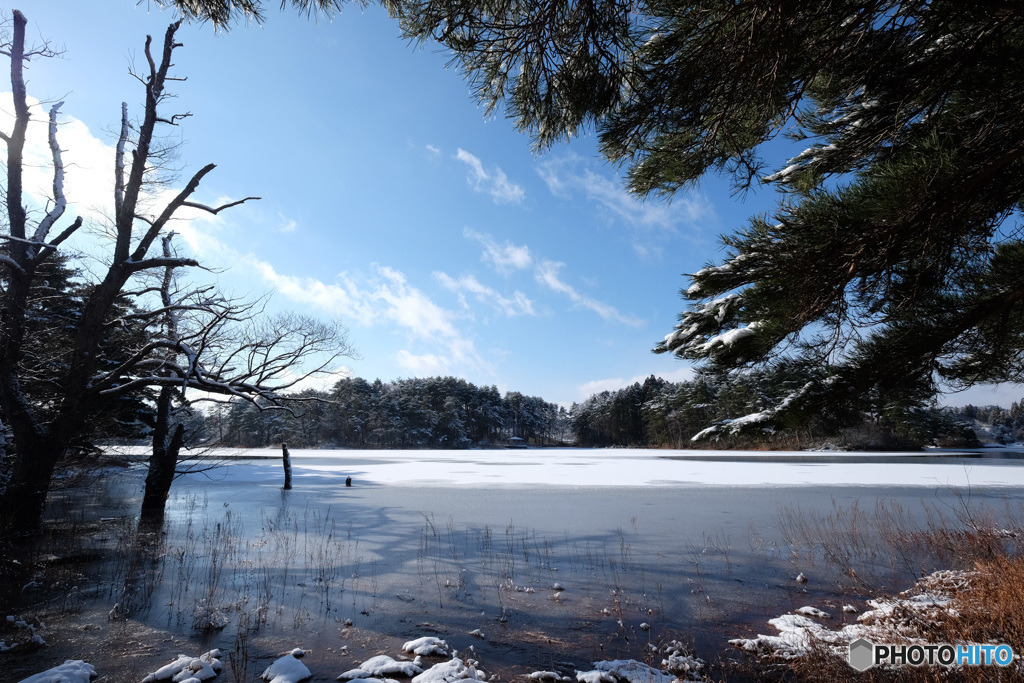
[848,638,875,671]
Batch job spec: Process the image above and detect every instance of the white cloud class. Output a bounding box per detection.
[249,260,377,323]
[577,367,696,399]
[279,364,354,394]
[463,227,532,273]
[435,272,535,317]
[425,144,441,155]
[0,92,115,228]
[537,154,714,257]
[535,259,644,327]
[253,260,495,377]
[278,212,298,233]
[0,92,237,267]
[396,350,449,376]
[455,148,525,204]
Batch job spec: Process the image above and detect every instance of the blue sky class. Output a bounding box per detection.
[9,1,1020,407]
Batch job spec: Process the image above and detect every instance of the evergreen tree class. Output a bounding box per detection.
[0,249,154,452]
[163,1,1024,433]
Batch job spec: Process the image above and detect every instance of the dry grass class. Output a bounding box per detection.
[942,555,1024,657]
[780,557,1024,682]
[779,496,1024,594]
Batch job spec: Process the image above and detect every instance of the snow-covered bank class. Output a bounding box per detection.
[731,567,1023,676]
[17,637,704,683]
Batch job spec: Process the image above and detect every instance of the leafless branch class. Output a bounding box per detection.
[181,195,261,215]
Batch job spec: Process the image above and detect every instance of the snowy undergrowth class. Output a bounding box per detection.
[2,614,48,651]
[730,569,997,663]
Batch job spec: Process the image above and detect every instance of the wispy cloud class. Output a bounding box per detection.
[537,154,714,257]
[277,212,298,233]
[253,260,495,378]
[463,228,533,274]
[435,272,535,317]
[396,350,449,375]
[535,259,644,327]
[425,144,441,156]
[455,148,525,204]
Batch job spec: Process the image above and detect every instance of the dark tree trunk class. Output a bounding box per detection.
[281,442,292,490]
[0,433,63,534]
[140,387,185,522]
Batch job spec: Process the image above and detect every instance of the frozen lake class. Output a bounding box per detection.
[15,446,1024,681]
[218,445,1024,489]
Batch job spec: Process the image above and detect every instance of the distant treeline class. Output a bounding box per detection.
[202,376,569,449]
[570,373,1024,450]
[192,371,1023,451]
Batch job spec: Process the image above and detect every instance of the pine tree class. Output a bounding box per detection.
[159,1,1024,433]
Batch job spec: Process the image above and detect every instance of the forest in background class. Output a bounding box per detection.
[139,371,1023,452]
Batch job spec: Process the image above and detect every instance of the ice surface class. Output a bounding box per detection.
[139,445,1024,489]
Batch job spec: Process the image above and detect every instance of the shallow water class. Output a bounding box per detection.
[6,447,1024,681]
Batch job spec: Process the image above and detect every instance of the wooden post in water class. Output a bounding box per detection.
[282,442,292,490]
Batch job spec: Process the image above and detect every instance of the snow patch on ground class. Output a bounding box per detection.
[17,660,96,683]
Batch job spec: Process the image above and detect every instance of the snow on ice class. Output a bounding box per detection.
[411,657,486,683]
[402,637,451,657]
[338,655,423,679]
[141,649,223,682]
[261,649,311,683]
[16,660,96,683]
[585,660,676,683]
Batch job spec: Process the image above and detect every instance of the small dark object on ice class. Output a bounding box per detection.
[346,476,352,487]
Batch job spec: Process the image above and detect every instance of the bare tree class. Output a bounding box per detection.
[0,12,314,533]
[137,235,354,521]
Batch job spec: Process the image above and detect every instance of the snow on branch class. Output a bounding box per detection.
[32,101,69,244]
[691,380,821,441]
[181,195,261,215]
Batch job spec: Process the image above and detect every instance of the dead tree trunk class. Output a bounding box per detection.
[140,386,185,522]
[0,16,220,535]
[282,443,292,490]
